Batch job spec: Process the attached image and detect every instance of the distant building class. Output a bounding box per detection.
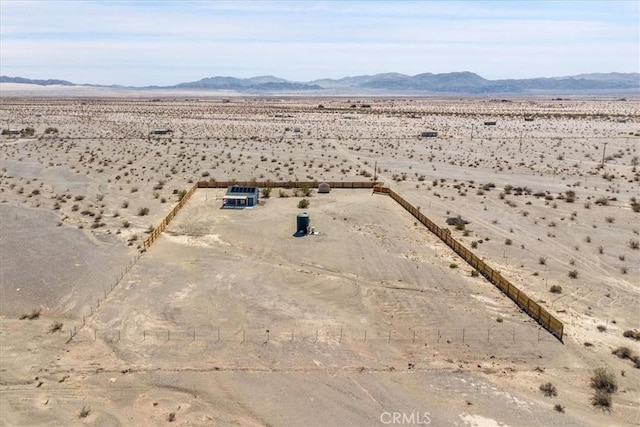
[222,186,259,208]
[421,131,438,138]
[524,117,534,122]
[484,121,497,126]
[151,128,172,135]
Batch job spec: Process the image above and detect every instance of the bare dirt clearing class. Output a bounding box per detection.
[1,94,638,426]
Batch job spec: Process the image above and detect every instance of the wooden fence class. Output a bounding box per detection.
[143,182,198,249]
[196,180,375,189]
[388,189,564,342]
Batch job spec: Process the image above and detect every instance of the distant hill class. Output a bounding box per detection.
[172,76,321,91]
[2,72,638,94]
[0,76,76,86]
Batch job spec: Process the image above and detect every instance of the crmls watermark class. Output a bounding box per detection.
[380,411,431,425]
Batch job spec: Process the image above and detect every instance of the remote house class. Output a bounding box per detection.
[222,185,259,208]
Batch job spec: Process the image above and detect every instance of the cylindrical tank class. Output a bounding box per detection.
[296,212,310,234]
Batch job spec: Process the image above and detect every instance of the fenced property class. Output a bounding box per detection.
[388,189,564,341]
[86,180,563,346]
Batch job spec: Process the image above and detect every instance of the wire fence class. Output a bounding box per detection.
[67,325,557,347]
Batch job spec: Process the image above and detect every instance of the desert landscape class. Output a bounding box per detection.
[1,91,639,426]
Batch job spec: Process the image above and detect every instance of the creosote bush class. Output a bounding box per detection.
[539,382,557,397]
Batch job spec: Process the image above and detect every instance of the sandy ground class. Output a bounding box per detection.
[0,92,638,426]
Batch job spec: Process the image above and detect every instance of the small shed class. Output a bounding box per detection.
[318,182,331,193]
[222,186,259,208]
[484,121,497,126]
[421,131,438,138]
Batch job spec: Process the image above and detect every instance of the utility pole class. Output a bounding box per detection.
[601,142,607,168]
[373,161,377,183]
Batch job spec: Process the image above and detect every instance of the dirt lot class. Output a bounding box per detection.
[1,93,638,426]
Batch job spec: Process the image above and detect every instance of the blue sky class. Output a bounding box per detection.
[1,0,638,86]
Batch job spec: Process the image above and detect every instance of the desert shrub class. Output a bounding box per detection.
[19,307,42,320]
[301,183,312,197]
[44,127,59,134]
[554,404,565,413]
[504,238,512,245]
[568,270,578,279]
[622,330,640,341]
[470,270,479,277]
[591,390,612,411]
[48,320,63,333]
[470,241,478,249]
[539,382,557,397]
[449,263,458,269]
[137,207,149,216]
[261,187,272,198]
[605,216,615,223]
[121,200,129,208]
[79,406,91,418]
[612,347,632,360]
[167,412,176,422]
[298,199,309,209]
[550,285,562,294]
[539,256,547,265]
[629,240,639,250]
[597,325,607,332]
[595,197,609,206]
[177,189,187,201]
[590,368,617,394]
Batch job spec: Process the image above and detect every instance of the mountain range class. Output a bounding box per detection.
[1,72,638,94]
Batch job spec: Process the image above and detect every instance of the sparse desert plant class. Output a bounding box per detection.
[79,406,91,418]
[121,200,129,209]
[629,240,639,250]
[539,382,558,397]
[550,285,563,294]
[605,216,615,223]
[261,186,272,198]
[301,183,312,197]
[48,320,63,333]
[597,325,607,332]
[449,263,458,269]
[590,368,617,394]
[568,270,578,279]
[504,238,512,246]
[622,330,640,341]
[612,346,632,359]
[167,412,176,422]
[298,199,309,209]
[19,307,42,320]
[554,404,565,413]
[137,207,149,216]
[591,390,612,411]
[470,270,479,277]
[539,256,547,265]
